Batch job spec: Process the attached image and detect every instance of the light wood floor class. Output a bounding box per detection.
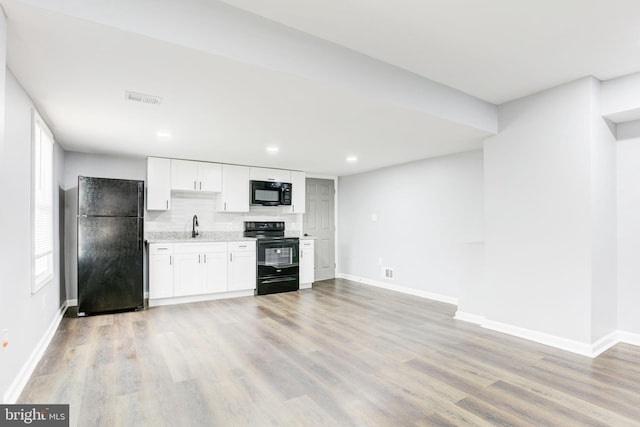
[19,279,640,426]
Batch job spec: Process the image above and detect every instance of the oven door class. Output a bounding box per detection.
[257,238,299,277]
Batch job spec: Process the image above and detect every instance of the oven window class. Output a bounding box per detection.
[255,189,279,202]
[265,247,293,266]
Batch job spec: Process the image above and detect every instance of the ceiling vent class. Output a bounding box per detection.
[125,91,162,105]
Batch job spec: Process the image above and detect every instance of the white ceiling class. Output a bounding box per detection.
[4,0,640,176]
[220,0,640,104]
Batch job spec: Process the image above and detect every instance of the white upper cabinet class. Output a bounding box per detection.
[198,162,223,192]
[171,159,197,191]
[249,167,291,183]
[284,170,305,213]
[217,164,250,212]
[171,159,222,192]
[147,157,171,211]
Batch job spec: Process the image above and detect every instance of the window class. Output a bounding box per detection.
[32,110,55,293]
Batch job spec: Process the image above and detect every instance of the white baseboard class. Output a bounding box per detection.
[481,319,597,357]
[591,331,620,357]
[67,299,77,307]
[299,283,312,290]
[618,330,640,347]
[454,313,623,358]
[338,273,458,305]
[148,290,254,307]
[3,301,68,404]
[454,311,485,325]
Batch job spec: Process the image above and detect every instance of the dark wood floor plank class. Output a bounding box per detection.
[17,279,640,426]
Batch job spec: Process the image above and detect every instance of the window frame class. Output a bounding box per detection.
[31,109,55,294]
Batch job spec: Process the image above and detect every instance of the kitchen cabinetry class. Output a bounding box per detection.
[299,239,314,288]
[285,170,306,213]
[218,164,250,212]
[147,157,171,211]
[149,243,174,298]
[250,167,291,183]
[149,241,253,303]
[173,242,228,296]
[202,248,228,294]
[228,241,256,291]
[171,160,222,192]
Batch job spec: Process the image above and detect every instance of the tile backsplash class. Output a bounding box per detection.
[145,191,302,234]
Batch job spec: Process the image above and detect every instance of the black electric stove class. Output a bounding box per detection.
[244,222,299,295]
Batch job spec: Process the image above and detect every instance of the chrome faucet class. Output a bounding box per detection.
[192,214,199,238]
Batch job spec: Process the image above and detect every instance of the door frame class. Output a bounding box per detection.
[304,174,339,280]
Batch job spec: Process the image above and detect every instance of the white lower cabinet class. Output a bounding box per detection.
[228,241,256,291]
[300,239,314,287]
[203,250,228,293]
[149,243,174,298]
[173,242,228,297]
[149,241,255,302]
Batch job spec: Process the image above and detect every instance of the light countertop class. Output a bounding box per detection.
[145,231,308,243]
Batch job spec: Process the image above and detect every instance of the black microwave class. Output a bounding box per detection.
[250,180,292,206]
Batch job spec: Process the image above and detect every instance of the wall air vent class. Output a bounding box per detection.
[125,91,162,105]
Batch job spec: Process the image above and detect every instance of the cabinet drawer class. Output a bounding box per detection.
[300,240,314,248]
[228,241,255,252]
[174,242,227,254]
[149,243,173,254]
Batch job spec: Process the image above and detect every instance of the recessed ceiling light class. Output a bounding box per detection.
[266,146,279,153]
[156,131,172,140]
[346,156,358,163]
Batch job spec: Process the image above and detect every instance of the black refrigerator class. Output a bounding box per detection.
[77,176,144,316]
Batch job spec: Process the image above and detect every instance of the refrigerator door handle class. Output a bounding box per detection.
[137,181,143,218]
[137,219,143,252]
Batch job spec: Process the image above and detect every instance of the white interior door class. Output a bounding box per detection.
[303,178,335,281]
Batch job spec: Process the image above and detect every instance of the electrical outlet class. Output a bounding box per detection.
[381,267,394,280]
[371,213,378,221]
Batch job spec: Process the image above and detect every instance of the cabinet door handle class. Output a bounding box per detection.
[166,200,169,209]
[239,245,246,248]
[198,254,201,263]
[194,180,197,190]
[199,181,202,190]
[230,253,233,262]
[204,254,207,263]
[224,202,227,211]
[169,255,172,265]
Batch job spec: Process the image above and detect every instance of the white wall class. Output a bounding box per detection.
[0,68,65,403]
[338,150,484,301]
[588,79,618,343]
[483,78,594,344]
[617,120,640,335]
